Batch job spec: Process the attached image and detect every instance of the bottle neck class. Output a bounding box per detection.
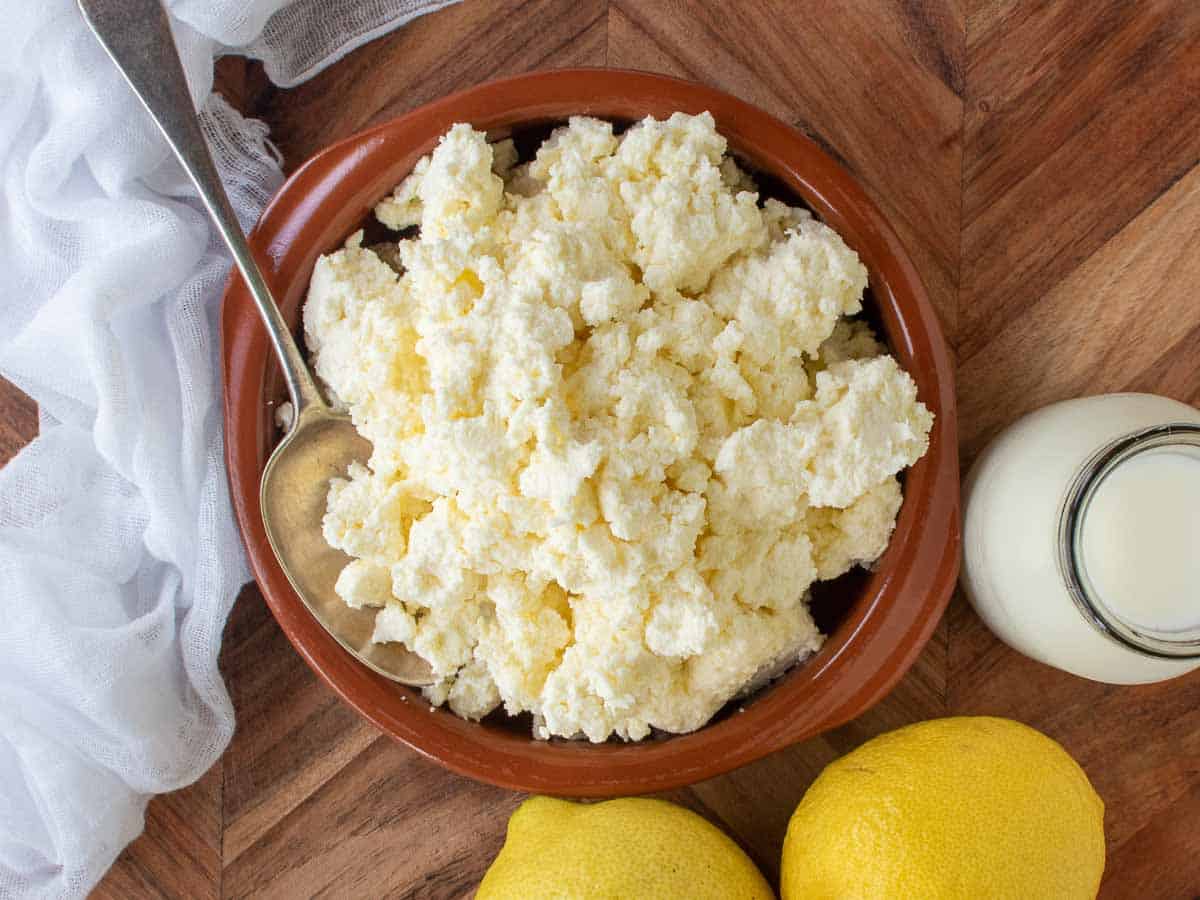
[1057,423,1200,660]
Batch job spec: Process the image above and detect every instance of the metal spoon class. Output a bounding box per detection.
[79,0,432,685]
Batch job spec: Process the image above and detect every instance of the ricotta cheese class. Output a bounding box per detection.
[304,112,933,742]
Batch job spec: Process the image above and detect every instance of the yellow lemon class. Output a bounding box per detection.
[781,716,1105,899]
[477,796,774,899]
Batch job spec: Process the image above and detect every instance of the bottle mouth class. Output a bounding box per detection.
[1057,423,1200,660]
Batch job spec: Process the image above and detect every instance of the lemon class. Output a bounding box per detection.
[781,716,1105,899]
[477,796,774,899]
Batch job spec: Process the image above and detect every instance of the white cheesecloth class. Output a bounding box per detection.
[0,1,455,896]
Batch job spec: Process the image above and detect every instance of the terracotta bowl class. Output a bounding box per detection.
[222,68,960,796]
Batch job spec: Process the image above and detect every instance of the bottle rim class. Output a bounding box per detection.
[1057,422,1200,660]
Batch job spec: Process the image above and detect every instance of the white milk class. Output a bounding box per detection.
[962,394,1200,684]
[1080,447,1200,633]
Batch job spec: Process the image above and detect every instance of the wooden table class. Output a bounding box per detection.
[1,1,1196,896]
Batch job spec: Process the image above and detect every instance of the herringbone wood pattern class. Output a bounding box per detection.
[0,2,1194,896]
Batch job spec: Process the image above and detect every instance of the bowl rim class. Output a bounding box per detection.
[221,66,960,796]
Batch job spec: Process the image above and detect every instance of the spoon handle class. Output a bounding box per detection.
[77,0,325,415]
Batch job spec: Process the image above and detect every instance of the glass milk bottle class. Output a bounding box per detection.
[962,393,1200,684]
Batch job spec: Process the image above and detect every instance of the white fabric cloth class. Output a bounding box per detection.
[0,1,455,896]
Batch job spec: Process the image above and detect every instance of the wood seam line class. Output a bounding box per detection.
[605,0,611,67]
[950,4,970,714]
[608,1,701,83]
[219,752,226,899]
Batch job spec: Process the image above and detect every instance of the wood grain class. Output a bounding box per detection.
[0,375,36,467]
[959,0,1200,363]
[959,162,1200,458]
[0,0,1185,897]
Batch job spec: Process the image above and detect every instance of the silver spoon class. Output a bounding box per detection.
[79,0,432,686]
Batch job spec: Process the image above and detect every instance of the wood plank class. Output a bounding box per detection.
[0,375,37,467]
[1100,781,1200,900]
[223,731,519,899]
[219,587,384,864]
[959,1,1200,362]
[959,162,1200,458]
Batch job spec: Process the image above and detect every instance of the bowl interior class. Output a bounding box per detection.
[223,68,960,795]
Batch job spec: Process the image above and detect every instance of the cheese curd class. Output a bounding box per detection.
[304,112,933,742]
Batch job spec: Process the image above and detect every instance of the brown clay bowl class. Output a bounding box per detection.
[222,68,960,796]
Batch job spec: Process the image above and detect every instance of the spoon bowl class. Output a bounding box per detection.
[260,405,433,683]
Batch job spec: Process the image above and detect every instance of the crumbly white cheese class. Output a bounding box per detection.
[304,112,933,742]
